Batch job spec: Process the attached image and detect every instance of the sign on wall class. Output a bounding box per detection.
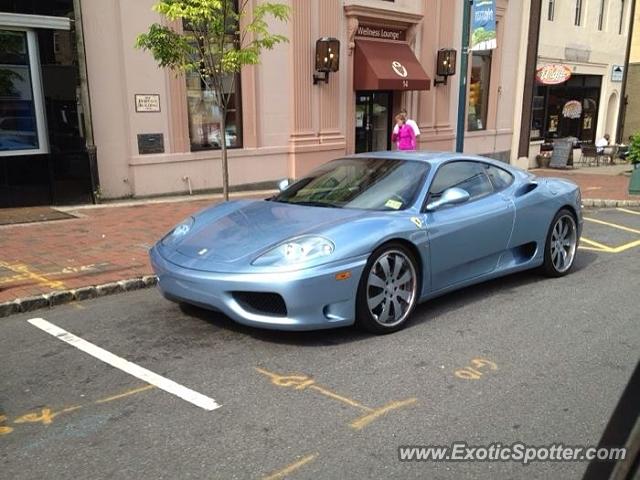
[611,65,624,82]
[536,64,572,85]
[135,94,161,113]
[137,133,164,154]
[355,24,405,41]
[471,0,497,51]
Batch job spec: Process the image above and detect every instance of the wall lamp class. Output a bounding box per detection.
[433,48,457,86]
[313,37,340,84]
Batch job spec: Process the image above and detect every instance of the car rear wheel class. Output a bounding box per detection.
[542,208,578,277]
[356,243,419,334]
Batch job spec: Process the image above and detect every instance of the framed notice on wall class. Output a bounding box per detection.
[135,94,161,113]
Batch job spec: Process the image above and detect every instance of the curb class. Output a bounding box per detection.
[0,275,158,319]
[582,199,640,207]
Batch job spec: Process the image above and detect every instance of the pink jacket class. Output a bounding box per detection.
[392,124,416,150]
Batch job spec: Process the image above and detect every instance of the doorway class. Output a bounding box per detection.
[355,91,393,153]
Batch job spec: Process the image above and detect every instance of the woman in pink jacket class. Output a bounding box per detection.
[391,113,416,151]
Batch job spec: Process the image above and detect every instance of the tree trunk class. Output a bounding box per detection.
[220,108,229,201]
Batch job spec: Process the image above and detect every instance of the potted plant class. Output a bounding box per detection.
[628,133,640,195]
[536,151,552,169]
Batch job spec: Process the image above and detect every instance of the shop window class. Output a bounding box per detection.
[548,0,556,21]
[618,0,626,34]
[531,86,547,140]
[467,50,492,132]
[598,0,607,30]
[0,29,47,156]
[574,0,584,26]
[183,20,242,151]
[530,75,602,144]
[185,71,242,151]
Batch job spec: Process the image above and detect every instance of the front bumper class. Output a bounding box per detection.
[150,246,367,331]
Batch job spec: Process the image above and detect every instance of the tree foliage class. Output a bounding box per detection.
[135,0,290,199]
[136,0,289,109]
[628,133,640,165]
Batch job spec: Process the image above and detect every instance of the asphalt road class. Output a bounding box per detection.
[1,207,639,480]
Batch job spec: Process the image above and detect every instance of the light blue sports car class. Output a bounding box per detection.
[150,152,582,334]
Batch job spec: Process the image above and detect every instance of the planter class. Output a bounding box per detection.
[536,154,551,169]
[629,164,640,196]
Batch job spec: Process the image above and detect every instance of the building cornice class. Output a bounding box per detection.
[343,4,423,25]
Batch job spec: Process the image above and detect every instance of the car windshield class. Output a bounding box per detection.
[273,157,430,211]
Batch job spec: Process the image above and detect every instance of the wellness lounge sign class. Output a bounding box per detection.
[471,0,497,51]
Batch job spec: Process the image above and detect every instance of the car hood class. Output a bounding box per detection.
[172,200,366,267]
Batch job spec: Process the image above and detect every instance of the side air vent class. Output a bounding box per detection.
[515,182,538,197]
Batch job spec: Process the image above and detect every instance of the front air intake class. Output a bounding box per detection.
[232,292,288,317]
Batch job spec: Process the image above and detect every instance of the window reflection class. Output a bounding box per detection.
[0,31,38,152]
[467,50,492,132]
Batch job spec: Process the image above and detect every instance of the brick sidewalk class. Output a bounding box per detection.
[534,169,637,201]
[0,193,269,305]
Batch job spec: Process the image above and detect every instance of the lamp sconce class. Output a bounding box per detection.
[313,37,340,84]
[433,48,457,86]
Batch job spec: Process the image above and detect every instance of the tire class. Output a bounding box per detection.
[356,242,420,334]
[541,208,578,277]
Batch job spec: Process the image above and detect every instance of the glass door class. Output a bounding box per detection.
[355,91,392,153]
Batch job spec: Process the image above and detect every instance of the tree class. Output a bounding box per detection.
[136,0,290,200]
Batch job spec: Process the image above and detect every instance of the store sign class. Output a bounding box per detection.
[135,94,161,113]
[562,100,582,119]
[137,133,164,154]
[391,61,408,78]
[611,65,624,82]
[536,64,572,85]
[355,24,405,41]
[471,0,497,51]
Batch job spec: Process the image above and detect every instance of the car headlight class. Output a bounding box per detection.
[161,217,195,246]
[252,236,335,267]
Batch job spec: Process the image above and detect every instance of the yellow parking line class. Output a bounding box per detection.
[263,453,318,480]
[349,398,418,431]
[578,245,607,252]
[94,385,155,404]
[616,208,640,216]
[583,217,640,235]
[0,261,65,290]
[580,237,614,252]
[609,239,640,253]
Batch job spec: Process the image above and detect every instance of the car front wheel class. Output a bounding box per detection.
[356,243,419,334]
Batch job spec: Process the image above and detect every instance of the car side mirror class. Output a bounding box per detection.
[426,187,470,211]
[277,178,290,192]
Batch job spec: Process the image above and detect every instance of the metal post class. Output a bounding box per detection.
[73,0,100,204]
[517,0,543,159]
[616,0,637,143]
[456,0,473,153]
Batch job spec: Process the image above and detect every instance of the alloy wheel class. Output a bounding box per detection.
[550,214,577,273]
[366,250,417,327]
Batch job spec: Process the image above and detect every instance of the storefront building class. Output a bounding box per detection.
[0,0,96,207]
[1,0,528,204]
[622,4,640,140]
[527,0,633,165]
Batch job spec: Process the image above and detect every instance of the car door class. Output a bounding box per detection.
[424,160,515,291]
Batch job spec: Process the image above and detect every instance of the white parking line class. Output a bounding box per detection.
[616,208,640,216]
[28,318,221,411]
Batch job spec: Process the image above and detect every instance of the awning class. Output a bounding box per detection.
[354,39,430,91]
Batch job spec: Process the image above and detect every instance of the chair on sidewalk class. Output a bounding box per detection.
[579,144,602,167]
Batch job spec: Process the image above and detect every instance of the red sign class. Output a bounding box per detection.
[536,64,572,85]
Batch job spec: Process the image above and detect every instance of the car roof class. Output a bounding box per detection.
[346,150,505,166]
